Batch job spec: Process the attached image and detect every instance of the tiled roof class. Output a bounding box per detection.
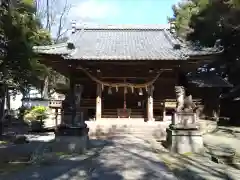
[33,43,72,55]
[187,72,233,88]
[34,25,222,60]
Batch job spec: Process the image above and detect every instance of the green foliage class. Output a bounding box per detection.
[170,0,240,46]
[170,0,240,85]
[169,1,199,38]
[24,106,48,122]
[0,0,51,92]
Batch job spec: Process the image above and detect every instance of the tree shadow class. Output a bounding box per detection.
[154,130,238,179]
[0,125,176,180]
[204,143,240,170]
[3,121,239,180]
[0,136,123,180]
[0,124,133,180]
[153,141,240,180]
[89,124,131,140]
[170,152,237,180]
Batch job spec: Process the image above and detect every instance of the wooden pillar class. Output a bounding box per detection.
[147,86,154,121]
[96,84,102,121]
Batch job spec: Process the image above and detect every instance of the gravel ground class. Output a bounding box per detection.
[1,134,178,180]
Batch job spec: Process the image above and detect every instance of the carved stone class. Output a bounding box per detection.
[166,86,203,154]
[175,86,185,112]
[172,112,198,129]
[74,84,85,126]
[184,94,197,112]
[54,126,89,153]
[166,128,204,154]
[175,86,197,113]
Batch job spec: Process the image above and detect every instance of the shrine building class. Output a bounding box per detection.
[34,25,229,123]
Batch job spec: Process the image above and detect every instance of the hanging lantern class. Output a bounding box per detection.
[116,86,118,92]
[139,88,143,96]
[108,87,112,94]
[124,87,128,94]
[131,86,134,93]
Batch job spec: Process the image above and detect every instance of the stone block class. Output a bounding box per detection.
[53,135,89,154]
[53,125,89,153]
[173,112,197,126]
[166,128,204,154]
[55,125,88,136]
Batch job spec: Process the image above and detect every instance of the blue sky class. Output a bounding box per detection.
[69,0,180,24]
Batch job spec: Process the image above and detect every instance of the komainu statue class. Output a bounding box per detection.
[175,86,197,112]
[175,86,185,112]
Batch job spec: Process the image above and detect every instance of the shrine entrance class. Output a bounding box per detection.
[102,86,147,118]
[33,25,222,123]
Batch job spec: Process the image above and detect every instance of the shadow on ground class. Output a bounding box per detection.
[0,138,118,179]
[158,141,240,179]
[0,125,127,180]
[169,153,234,180]
[90,124,240,179]
[2,123,240,180]
[0,125,177,180]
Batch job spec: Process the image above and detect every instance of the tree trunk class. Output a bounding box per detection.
[6,86,10,111]
[0,84,6,136]
[42,76,49,99]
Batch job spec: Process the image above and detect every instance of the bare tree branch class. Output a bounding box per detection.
[55,0,71,42]
[35,0,72,98]
[36,0,72,40]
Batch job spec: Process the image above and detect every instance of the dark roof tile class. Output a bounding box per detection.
[34,25,221,60]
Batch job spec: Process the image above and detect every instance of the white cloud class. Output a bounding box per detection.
[70,0,119,21]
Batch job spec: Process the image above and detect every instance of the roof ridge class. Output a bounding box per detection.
[162,29,190,59]
[73,24,170,30]
[33,43,67,50]
[162,29,182,47]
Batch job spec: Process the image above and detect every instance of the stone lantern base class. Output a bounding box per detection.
[53,125,89,154]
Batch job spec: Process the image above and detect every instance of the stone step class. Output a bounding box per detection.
[87,121,216,139]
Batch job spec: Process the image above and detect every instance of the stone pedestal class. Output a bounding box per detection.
[172,112,199,129]
[166,112,203,154]
[54,126,89,153]
[166,128,203,154]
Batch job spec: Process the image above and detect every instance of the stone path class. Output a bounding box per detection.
[3,121,240,180]
[1,134,178,180]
